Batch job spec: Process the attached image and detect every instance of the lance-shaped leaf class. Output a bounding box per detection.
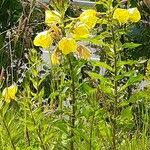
[91,61,114,72]
[119,74,144,93]
[115,70,135,81]
[118,106,133,129]
[117,60,137,67]
[117,59,147,67]
[128,91,150,103]
[122,42,141,49]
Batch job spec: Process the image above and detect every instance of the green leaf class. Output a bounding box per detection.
[117,60,137,67]
[91,61,114,72]
[80,82,96,94]
[88,72,112,86]
[38,73,49,86]
[120,106,133,122]
[122,42,141,49]
[119,74,144,92]
[115,70,134,81]
[52,120,68,134]
[117,106,133,130]
[129,91,149,103]
[118,101,129,108]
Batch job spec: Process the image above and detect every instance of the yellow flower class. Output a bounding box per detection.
[128,8,141,23]
[51,50,60,65]
[58,37,77,55]
[79,9,97,29]
[45,10,61,26]
[33,31,52,49]
[2,84,18,103]
[113,8,129,24]
[71,23,89,39]
[77,45,91,60]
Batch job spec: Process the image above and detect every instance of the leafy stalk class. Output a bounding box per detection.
[68,55,76,150]
[111,26,118,150]
[89,112,95,150]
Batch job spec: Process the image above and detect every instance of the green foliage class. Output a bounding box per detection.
[0,0,150,150]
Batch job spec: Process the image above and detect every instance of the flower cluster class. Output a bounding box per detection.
[113,7,141,24]
[33,9,98,64]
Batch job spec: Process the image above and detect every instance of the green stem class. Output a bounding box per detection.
[24,99,31,146]
[89,113,95,150]
[68,55,76,150]
[111,26,118,150]
[25,127,30,146]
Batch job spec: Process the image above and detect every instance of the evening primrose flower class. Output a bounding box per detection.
[45,10,61,26]
[71,23,89,39]
[51,50,60,65]
[58,37,77,55]
[77,45,91,60]
[113,8,129,24]
[33,31,52,49]
[79,9,97,29]
[128,8,141,22]
[2,84,18,103]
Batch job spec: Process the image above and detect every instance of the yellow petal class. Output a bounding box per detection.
[79,9,97,29]
[128,8,141,23]
[72,23,89,39]
[77,45,91,60]
[2,84,17,103]
[58,37,77,55]
[113,8,129,24]
[2,88,11,103]
[33,31,52,49]
[45,10,61,26]
[51,50,60,65]
[8,84,18,100]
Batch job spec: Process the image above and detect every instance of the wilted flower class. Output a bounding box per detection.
[128,8,141,22]
[113,8,129,24]
[51,49,60,65]
[79,9,97,29]
[33,31,52,49]
[50,24,62,40]
[77,45,91,60]
[71,23,89,39]
[2,84,18,103]
[58,37,77,55]
[45,10,61,26]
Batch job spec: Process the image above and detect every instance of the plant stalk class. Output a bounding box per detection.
[112,26,118,150]
[89,113,95,150]
[68,55,76,150]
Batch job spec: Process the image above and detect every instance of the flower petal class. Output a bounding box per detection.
[79,9,97,29]
[58,37,77,55]
[113,8,129,24]
[128,8,141,23]
[72,23,89,39]
[45,10,61,26]
[33,31,52,49]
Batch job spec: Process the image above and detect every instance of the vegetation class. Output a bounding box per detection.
[0,0,150,150]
